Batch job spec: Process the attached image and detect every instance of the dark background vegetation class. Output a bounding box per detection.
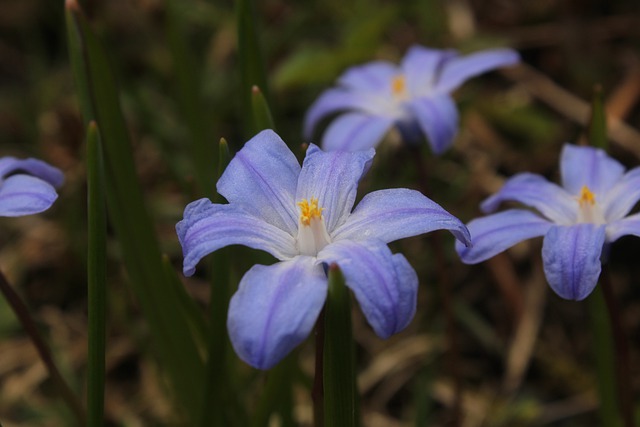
[0,0,639,425]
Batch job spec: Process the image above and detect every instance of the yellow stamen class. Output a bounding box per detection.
[391,75,406,97]
[577,185,596,206]
[298,197,323,226]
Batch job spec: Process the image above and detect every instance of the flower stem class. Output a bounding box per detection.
[599,270,635,427]
[322,264,358,427]
[0,270,86,425]
[312,308,325,427]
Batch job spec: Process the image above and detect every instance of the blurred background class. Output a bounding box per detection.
[0,0,639,425]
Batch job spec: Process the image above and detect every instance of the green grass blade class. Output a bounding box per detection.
[236,0,269,135]
[324,264,358,427]
[165,0,216,196]
[86,121,107,427]
[250,85,276,133]
[588,85,608,150]
[65,1,205,419]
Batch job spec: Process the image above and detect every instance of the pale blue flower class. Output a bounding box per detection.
[0,157,63,216]
[177,130,470,369]
[304,45,519,154]
[456,144,640,301]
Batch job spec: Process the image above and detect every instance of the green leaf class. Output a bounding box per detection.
[250,85,276,132]
[65,2,205,419]
[165,0,216,196]
[323,264,358,427]
[86,121,107,427]
[237,0,269,135]
[588,85,608,150]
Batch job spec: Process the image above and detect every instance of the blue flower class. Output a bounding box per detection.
[177,130,470,369]
[456,144,640,301]
[304,45,519,154]
[0,157,63,216]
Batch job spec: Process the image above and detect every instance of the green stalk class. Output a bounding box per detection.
[323,264,358,427]
[86,121,107,426]
[236,0,270,136]
[198,139,235,427]
[587,286,623,427]
[251,85,276,132]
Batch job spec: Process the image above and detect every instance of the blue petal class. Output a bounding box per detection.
[602,167,640,221]
[0,157,64,188]
[177,198,297,276]
[217,130,300,235]
[318,240,417,338]
[296,144,374,233]
[480,173,576,224]
[304,88,374,140]
[401,45,455,95]
[456,209,552,264]
[333,188,471,246]
[337,60,399,91]
[0,175,59,216]
[407,95,459,154]
[606,212,640,242]
[320,112,394,152]
[436,48,520,93]
[560,144,625,195]
[542,224,605,301]
[227,257,327,369]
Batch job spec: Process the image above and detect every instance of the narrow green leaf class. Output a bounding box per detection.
[323,264,358,427]
[251,353,296,427]
[588,286,623,427]
[165,0,216,196]
[236,0,269,135]
[197,138,238,427]
[250,85,275,133]
[588,85,608,150]
[86,121,107,427]
[65,1,205,419]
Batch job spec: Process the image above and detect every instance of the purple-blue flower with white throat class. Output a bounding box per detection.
[177,129,471,369]
[304,44,519,154]
[0,157,64,216]
[456,144,640,301]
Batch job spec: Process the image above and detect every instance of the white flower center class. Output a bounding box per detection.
[296,197,331,256]
[576,185,605,224]
[391,75,408,101]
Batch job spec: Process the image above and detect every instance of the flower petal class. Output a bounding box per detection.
[480,173,576,224]
[320,112,394,152]
[227,257,327,369]
[407,95,459,154]
[217,130,300,235]
[0,157,64,188]
[0,175,59,216]
[435,48,520,93]
[456,209,552,264]
[304,88,376,140]
[177,198,297,276]
[318,240,417,338]
[560,144,625,195]
[333,188,471,246]
[296,144,374,233]
[541,224,605,301]
[337,60,399,91]
[401,45,455,95]
[602,167,640,221]
[606,212,640,242]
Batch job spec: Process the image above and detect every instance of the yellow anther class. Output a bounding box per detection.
[298,197,323,226]
[391,75,406,97]
[577,185,596,206]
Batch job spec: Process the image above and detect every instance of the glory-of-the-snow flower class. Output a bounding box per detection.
[304,45,519,154]
[177,130,471,369]
[0,157,64,216]
[456,144,640,301]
